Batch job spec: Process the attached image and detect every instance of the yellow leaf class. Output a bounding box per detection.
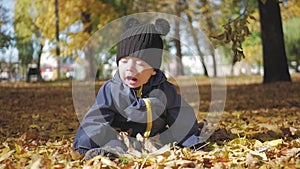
[156,155,166,164]
[259,164,269,169]
[15,144,22,154]
[0,150,15,162]
[289,127,297,135]
[264,139,283,147]
[69,148,82,160]
[101,157,119,168]
[253,140,263,149]
[229,137,250,146]
[258,123,281,133]
[231,128,244,134]
[254,116,268,123]
[244,131,261,135]
[31,158,42,169]
[249,150,268,161]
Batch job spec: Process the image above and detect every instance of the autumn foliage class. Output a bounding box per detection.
[1,74,300,168]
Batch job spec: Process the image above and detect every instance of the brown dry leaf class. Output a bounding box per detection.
[2,76,300,168]
[212,162,227,169]
[164,159,194,168]
[69,148,82,160]
[278,148,300,164]
[254,116,269,123]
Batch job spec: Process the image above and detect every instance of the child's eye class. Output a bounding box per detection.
[119,58,128,63]
[136,61,146,66]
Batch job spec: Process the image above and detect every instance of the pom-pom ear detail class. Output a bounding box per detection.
[155,18,170,36]
[125,18,140,30]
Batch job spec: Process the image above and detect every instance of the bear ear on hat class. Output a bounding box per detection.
[155,18,170,36]
[125,18,140,30]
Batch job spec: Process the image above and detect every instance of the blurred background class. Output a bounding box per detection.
[0,0,299,83]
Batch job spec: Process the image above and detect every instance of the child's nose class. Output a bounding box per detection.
[127,59,136,71]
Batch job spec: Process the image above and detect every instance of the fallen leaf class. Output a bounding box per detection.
[246,153,260,167]
[264,139,283,147]
[101,157,119,168]
[289,127,298,135]
[30,158,42,169]
[249,150,268,161]
[69,148,82,160]
[0,150,15,162]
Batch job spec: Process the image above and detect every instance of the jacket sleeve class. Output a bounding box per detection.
[110,82,165,124]
[73,82,120,151]
[73,81,165,151]
[159,82,200,147]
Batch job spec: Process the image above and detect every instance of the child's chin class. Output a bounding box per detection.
[126,83,140,88]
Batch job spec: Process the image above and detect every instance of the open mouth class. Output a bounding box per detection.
[126,76,138,84]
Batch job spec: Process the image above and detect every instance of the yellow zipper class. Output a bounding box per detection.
[143,98,152,138]
[135,85,152,138]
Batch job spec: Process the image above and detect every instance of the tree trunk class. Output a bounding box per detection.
[174,0,184,76]
[55,0,61,80]
[37,44,44,81]
[258,0,291,83]
[81,11,95,79]
[201,0,217,77]
[186,14,209,77]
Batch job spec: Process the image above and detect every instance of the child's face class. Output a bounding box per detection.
[118,56,156,88]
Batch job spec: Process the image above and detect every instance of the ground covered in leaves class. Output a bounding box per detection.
[0,74,300,168]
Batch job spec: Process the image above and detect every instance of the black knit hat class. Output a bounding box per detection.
[117,18,170,69]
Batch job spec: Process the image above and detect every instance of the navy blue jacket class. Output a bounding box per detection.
[73,70,200,153]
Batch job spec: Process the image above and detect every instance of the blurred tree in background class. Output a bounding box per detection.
[283,18,300,72]
[0,1,12,50]
[281,0,300,73]
[0,0,298,82]
[0,0,14,81]
[14,0,40,80]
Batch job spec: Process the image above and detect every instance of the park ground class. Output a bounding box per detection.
[0,74,300,168]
